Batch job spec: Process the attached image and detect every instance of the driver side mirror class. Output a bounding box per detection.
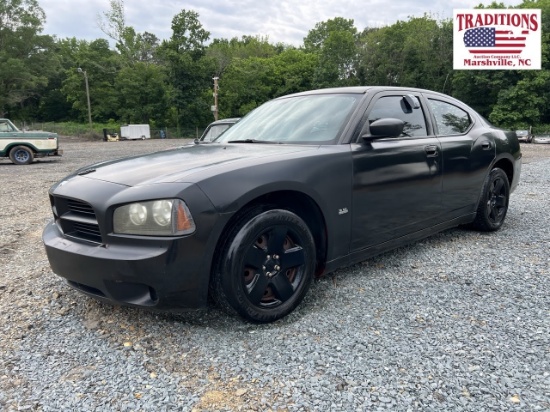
[362,118,405,140]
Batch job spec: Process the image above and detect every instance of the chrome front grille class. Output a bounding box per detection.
[50,196,102,243]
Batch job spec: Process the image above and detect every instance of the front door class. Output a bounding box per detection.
[351,93,443,251]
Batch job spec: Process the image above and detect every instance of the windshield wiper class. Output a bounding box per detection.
[228,139,271,143]
[227,139,284,144]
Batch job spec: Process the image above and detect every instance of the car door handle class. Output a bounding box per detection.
[425,145,439,157]
[482,141,492,150]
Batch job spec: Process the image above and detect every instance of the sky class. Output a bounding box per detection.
[39,0,522,46]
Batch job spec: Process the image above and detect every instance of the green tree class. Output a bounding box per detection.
[115,62,169,124]
[358,15,452,91]
[159,9,213,128]
[207,35,280,77]
[304,17,357,52]
[217,48,318,117]
[218,57,276,117]
[0,0,58,117]
[271,48,318,96]
[60,39,121,123]
[488,0,550,126]
[304,17,359,87]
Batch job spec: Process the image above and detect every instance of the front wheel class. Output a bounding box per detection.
[9,146,34,165]
[471,168,510,231]
[212,209,316,323]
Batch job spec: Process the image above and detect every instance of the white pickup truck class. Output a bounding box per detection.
[0,118,62,165]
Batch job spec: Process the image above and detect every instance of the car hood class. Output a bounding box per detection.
[73,143,317,186]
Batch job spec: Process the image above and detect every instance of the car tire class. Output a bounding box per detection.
[9,145,34,165]
[212,209,316,323]
[471,168,510,232]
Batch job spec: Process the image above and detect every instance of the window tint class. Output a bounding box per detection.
[218,94,359,144]
[367,95,427,137]
[428,99,472,135]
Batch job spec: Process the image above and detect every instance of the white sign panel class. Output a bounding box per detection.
[453,9,541,70]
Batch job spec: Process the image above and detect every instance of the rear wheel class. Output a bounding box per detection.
[9,146,34,165]
[212,209,316,323]
[471,168,510,231]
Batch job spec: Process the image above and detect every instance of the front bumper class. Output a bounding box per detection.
[42,220,210,311]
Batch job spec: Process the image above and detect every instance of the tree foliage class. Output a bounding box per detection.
[304,17,359,87]
[358,16,453,92]
[1,1,549,132]
[0,0,58,117]
[158,9,213,127]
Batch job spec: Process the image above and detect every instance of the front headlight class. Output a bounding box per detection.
[113,199,196,236]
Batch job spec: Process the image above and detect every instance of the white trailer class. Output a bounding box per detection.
[120,124,151,140]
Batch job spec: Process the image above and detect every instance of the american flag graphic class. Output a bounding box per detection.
[463,27,528,54]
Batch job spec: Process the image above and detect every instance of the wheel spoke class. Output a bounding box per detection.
[486,201,493,218]
[266,226,288,254]
[281,246,305,271]
[247,274,270,305]
[495,194,507,208]
[493,178,504,195]
[488,205,498,222]
[243,246,266,270]
[270,274,295,303]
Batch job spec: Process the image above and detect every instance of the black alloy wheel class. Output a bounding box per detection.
[213,209,316,323]
[472,168,510,231]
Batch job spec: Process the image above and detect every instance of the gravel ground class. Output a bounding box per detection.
[0,139,549,411]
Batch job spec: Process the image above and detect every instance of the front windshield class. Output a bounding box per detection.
[0,120,18,132]
[216,94,359,144]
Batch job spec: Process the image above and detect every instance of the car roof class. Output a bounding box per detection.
[209,118,240,125]
[284,86,454,100]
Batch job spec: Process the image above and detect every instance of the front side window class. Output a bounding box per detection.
[367,95,427,137]
[217,94,360,144]
[428,99,472,135]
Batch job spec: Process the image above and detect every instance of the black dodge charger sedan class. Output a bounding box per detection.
[43,87,522,323]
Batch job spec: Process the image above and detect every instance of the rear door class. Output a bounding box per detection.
[425,95,495,218]
[350,92,443,251]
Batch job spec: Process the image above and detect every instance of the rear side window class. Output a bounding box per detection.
[367,95,427,137]
[428,99,472,135]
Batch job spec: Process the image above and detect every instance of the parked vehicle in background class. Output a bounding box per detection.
[516,127,534,143]
[102,128,119,142]
[199,118,240,142]
[120,124,151,140]
[0,118,62,165]
[43,86,521,323]
[533,134,550,144]
[107,133,119,142]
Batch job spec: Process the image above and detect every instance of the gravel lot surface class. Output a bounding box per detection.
[0,139,549,411]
